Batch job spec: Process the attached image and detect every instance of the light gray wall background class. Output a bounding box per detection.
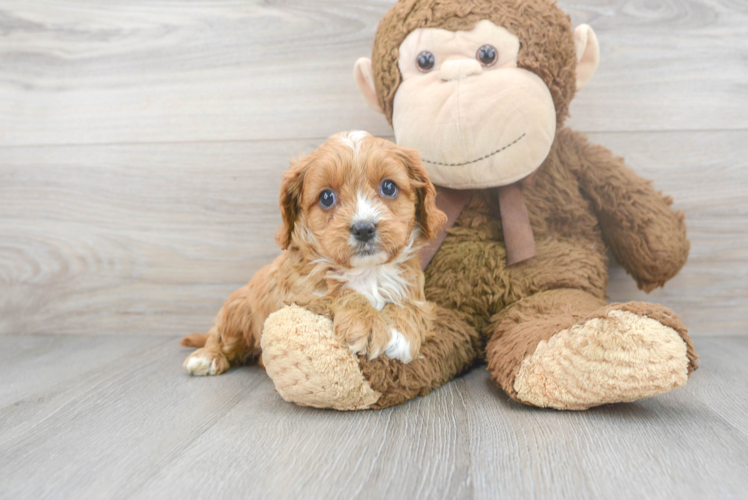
[1,0,746,337]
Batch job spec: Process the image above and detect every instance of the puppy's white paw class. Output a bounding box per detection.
[183,350,228,376]
[385,329,412,363]
[184,355,216,376]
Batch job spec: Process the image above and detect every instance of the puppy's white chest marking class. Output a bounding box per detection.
[340,264,408,311]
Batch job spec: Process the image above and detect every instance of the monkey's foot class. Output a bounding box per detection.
[510,305,697,410]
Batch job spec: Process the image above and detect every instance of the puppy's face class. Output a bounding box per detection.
[277,132,446,268]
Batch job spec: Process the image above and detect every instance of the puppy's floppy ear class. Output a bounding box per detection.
[276,155,312,249]
[394,145,447,241]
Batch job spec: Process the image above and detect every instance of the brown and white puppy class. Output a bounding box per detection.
[182,131,447,376]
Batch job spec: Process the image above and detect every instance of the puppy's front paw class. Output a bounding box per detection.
[183,348,229,376]
[295,296,333,318]
[334,310,389,360]
[384,328,416,364]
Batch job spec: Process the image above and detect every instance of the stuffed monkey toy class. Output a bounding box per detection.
[260,0,698,410]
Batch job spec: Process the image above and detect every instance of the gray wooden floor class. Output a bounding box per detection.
[0,336,746,500]
[2,0,748,498]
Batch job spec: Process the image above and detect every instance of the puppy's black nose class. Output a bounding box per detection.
[351,221,377,242]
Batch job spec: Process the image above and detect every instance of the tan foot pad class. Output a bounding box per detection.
[261,305,381,411]
[514,310,690,410]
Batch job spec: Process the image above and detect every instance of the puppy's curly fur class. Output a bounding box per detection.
[182,131,446,376]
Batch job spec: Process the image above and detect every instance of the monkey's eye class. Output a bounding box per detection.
[416,51,436,72]
[380,180,398,198]
[319,189,336,209]
[477,44,498,67]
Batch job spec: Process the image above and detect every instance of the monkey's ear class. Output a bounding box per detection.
[353,58,384,114]
[275,156,310,250]
[573,24,599,90]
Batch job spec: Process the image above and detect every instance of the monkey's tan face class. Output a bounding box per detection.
[393,20,557,189]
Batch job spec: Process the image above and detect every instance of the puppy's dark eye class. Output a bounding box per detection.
[477,44,498,67]
[380,180,398,198]
[319,189,336,209]
[416,51,435,72]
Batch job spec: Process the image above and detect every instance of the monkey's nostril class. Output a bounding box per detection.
[351,221,377,242]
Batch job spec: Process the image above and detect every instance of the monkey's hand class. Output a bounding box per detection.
[565,129,689,291]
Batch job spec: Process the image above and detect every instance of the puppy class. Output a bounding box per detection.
[182,131,447,376]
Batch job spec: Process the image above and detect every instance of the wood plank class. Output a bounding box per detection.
[0,335,746,499]
[685,337,748,439]
[459,361,748,500]
[0,334,159,407]
[1,131,745,336]
[0,0,746,147]
[0,336,473,500]
[0,138,318,336]
[0,337,262,499]
[564,0,748,134]
[131,372,474,500]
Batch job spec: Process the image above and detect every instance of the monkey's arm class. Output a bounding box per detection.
[562,129,689,292]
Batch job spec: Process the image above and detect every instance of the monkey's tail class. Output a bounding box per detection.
[180,333,207,348]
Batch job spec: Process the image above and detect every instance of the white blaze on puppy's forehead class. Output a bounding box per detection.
[336,130,371,156]
[353,191,383,224]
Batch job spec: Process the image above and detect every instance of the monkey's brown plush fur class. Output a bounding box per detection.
[422,129,697,402]
[260,0,698,410]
